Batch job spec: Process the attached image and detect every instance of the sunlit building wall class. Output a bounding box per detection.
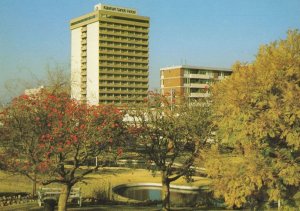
[160,65,232,100]
[70,4,149,105]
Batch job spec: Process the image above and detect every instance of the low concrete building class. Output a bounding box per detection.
[160,65,232,101]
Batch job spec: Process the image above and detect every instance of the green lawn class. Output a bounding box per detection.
[0,168,211,210]
[0,171,33,193]
[0,167,210,198]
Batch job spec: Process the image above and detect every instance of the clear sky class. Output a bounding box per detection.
[0,0,300,100]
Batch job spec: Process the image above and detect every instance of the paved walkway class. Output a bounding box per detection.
[1,203,224,211]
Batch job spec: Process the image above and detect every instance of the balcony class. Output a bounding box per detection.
[99,76,148,83]
[99,49,148,57]
[100,90,147,95]
[99,57,148,64]
[99,30,148,41]
[98,17,149,28]
[99,83,148,89]
[99,96,145,101]
[100,27,148,37]
[100,70,148,76]
[99,36,148,46]
[185,83,209,88]
[217,76,229,80]
[99,64,148,70]
[184,74,210,79]
[100,42,148,47]
[99,22,149,33]
[189,93,210,98]
[99,47,148,55]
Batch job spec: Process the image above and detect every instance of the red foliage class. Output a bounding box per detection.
[1,90,127,178]
[117,147,123,156]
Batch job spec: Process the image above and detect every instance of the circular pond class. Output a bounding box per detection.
[113,183,214,207]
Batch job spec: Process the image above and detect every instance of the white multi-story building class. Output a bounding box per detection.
[70,4,149,105]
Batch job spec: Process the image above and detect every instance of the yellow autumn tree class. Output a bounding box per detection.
[206,30,300,209]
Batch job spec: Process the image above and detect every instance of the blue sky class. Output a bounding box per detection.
[0,0,300,99]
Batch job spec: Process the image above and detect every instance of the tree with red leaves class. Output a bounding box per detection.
[0,90,127,211]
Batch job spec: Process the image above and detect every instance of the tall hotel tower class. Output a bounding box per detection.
[70,4,149,105]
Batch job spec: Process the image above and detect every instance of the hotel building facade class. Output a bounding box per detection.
[70,4,149,105]
[160,65,232,100]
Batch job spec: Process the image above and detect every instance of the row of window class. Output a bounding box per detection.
[99,47,148,54]
[188,70,208,75]
[184,69,232,77]
[99,79,147,83]
[81,36,148,44]
[99,61,147,67]
[100,87,147,92]
[99,94,146,98]
[99,100,144,104]
[100,27,147,37]
[81,74,147,81]
[71,15,96,26]
[72,14,148,30]
[81,59,148,66]
[99,36,148,44]
[99,31,147,41]
[99,74,147,79]
[189,79,211,84]
[99,21,148,31]
[100,40,147,47]
[103,15,149,24]
[82,51,146,60]
[99,35,148,44]
[189,88,209,93]
[99,68,147,74]
[99,55,147,62]
[100,81,147,86]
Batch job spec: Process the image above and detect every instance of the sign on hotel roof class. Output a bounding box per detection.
[94,4,137,15]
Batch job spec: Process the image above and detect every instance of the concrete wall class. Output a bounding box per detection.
[86,22,99,105]
[161,68,184,96]
[70,27,82,101]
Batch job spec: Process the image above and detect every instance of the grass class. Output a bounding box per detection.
[0,171,33,193]
[0,168,211,210]
[80,167,210,197]
[0,167,211,198]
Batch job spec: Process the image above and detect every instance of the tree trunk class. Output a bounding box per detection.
[161,171,171,211]
[43,199,56,211]
[32,173,37,196]
[58,184,72,211]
